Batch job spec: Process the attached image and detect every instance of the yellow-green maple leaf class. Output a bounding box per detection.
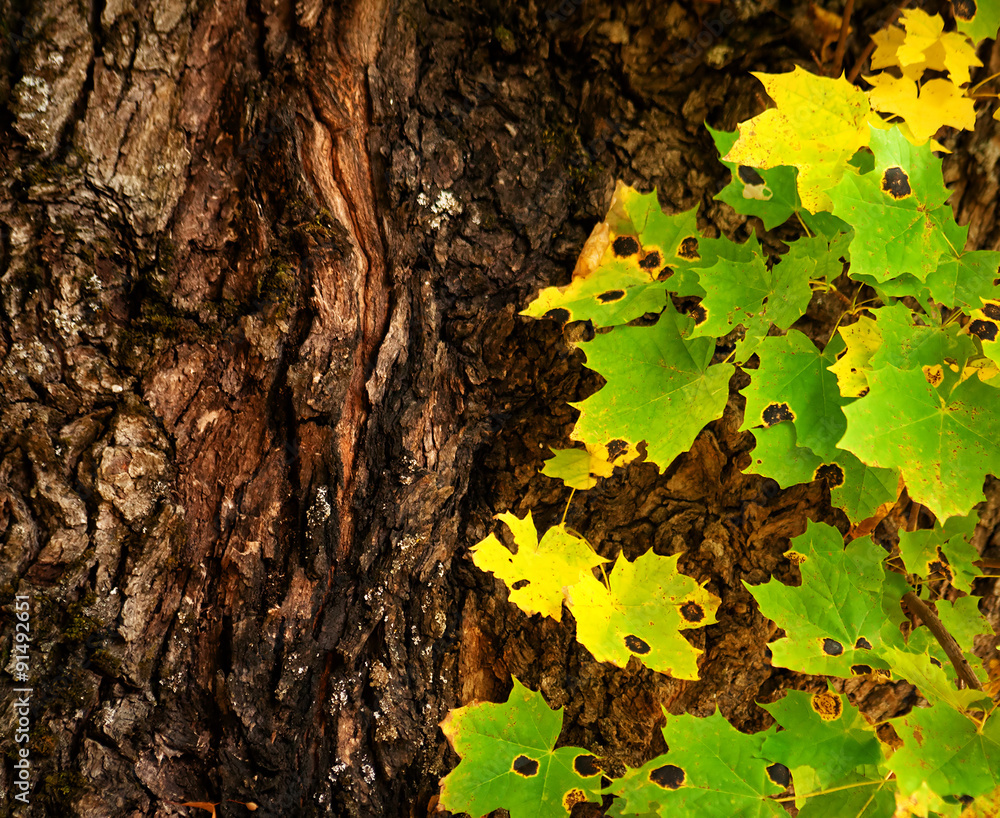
[724,67,870,212]
[829,316,882,397]
[541,443,638,490]
[471,511,608,621]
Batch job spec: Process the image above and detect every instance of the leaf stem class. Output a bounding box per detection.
[561,489,576,526]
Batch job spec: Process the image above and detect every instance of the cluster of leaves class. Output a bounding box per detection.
[439,5,1000,817]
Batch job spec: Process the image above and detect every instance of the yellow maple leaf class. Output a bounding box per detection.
[894,8,945,69]
[867,74,975,144]
[724,67,869,212]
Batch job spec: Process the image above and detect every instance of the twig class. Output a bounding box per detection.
[832,0,855,77]
[902,591,983,692]
[847,0,913,84]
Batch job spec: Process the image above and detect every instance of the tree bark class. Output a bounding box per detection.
[1,1,999,816]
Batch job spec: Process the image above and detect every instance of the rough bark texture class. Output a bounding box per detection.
[1,0,999,816]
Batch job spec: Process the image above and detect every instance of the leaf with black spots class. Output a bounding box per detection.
[606,710,785,816]
[762,690,882,789]
[745,521,909,676]
[471,511,608,621]
[439,679,602,818]
[567,550,719,678]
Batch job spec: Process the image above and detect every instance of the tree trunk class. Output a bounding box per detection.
[1,0,999,816]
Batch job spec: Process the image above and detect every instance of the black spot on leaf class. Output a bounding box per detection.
[678,237,700,260]
[563,789,586,810]
[544,308,570,323]
[657,266,674,281]
[606,439,628,460]
[858,387,869,397]
[629,312,661,327]
[511,579,530,590]
[982,303,1000,321]
[854,637,873,650]
[597,289,626,303]
[640,251,662,269]
[882,167,912,199]
[650,765,685,789]
[687,304,708,324]
[822,638,844,656]
[814,463,845,487]
[952,0,976,21]
[680,601,705,623]
[970,319,998,342]
[613,236,640,257]
[762,403,794,426]
[851,664,873,676]
[766,763,791,787]
[512,755,540,777]
[930,656,943,668]
[810,691,844,721]
[624,634,651,654]
[738,165,765,185]
[929,558,953,581]
[573,755,601,777]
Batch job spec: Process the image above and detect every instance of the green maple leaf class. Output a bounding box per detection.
[795,767,896,818]
[952,0,1000,44]
[567,550,720,678]
[898,515,981,593]
[723,67,870,212]
[839,364,1000,520]
[761,690,883,789]
[746,422,898,523]
[439,678,603,818]
[709,125,800,230]
[869,302,975,372]
[471,512,608,621]
[689,235,838,362]
[606,710,785,817]
[522,183,701,327]
[921,218,1000,310]
[739,329,848,461]
[883,647,991,712]
[571,301,734,472]
[831,126,954,283]
[888,703,1000,802]
[745,521,908,676]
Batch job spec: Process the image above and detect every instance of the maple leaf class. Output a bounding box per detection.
[570,300,733,473]
[839,364,1000,520]
[739,329,848,461]
[606,710,785,817]
[439,679,603,818]
[952,0,1000,45]
[567,551,720,678]
[745,521,909,677]
[522,183,701,327]
[540,443,637,490]
[831,126,957,283]
[471,511,608,621]
[723,67,870,212]
[888,703,1000,803]
[867,74,976,145]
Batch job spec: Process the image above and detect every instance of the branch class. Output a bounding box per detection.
[902,591,983,693]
